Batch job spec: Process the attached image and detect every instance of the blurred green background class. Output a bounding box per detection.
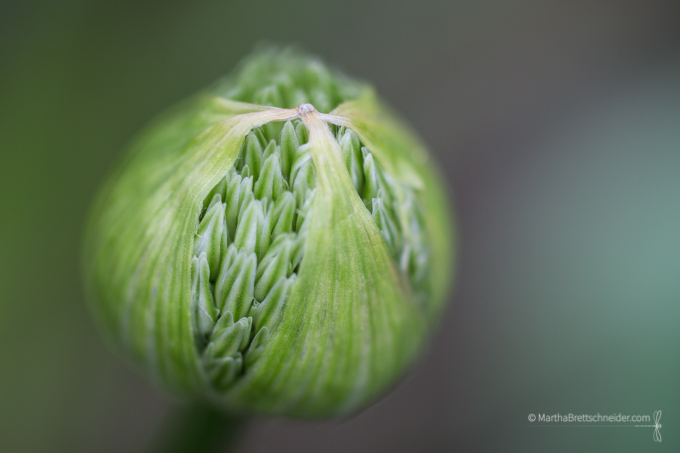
[1,0,680,452]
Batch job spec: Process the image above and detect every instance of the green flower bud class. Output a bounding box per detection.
[83,48,455,418]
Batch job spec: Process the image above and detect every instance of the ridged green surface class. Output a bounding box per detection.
[83,50,455,417]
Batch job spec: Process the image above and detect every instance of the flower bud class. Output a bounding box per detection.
[83,49,454,417]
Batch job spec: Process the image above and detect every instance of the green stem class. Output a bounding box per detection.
[146,405,248,453]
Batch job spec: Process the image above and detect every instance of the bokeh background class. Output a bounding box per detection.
[2,1,680,452]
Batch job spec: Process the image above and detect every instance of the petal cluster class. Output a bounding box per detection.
[190,118,432,393]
